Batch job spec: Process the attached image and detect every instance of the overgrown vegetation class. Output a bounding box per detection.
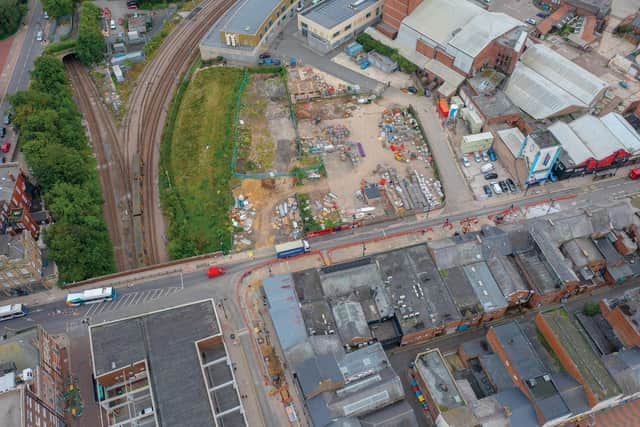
[0,0,28,40]
[41,0,73,18]
[77,2,105,65]
[10,56,115,283]
[583,302,601,317]
[44,39,77,54]
[160,66,244,259]
[356,33,418,74]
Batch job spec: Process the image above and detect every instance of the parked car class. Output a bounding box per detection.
[461,156,470,168]
[526,17,537,25]
[628,168,640,180]
[0,127,5,138]
[499,181,509,193]
[110,19,116,30]
[487,148,497,161]
[259,52,271,59]
[3,113,11,125]
[127,0,139,9]
[536,12,549,18]
[480,163,495,173]
[1,143,10,154]
[482,150,489,162]
[506,178,516,192]
[43,10,48,19]
[484,172,498,180]
[473,152,481,163]
[36,31,43,41]
[483,184,493,197]
[360,61,370,70]
[424,89,431,97]
[491,182,502,194]
[258,58,280,65]
[407,86,418,94]
[296,2,303,11]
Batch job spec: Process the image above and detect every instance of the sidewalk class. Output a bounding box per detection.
[0,0,35,105]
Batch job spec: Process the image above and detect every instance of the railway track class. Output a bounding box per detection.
[65,58,136,271]
[123,0,236,265]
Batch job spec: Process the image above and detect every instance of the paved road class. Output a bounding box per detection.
[0,0,45,161]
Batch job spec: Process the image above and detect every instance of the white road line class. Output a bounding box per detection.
[119,294,136,305]
[132,292,146,305]
[140,292,155,304]
[111,298,127,311]
[84,304,99,316]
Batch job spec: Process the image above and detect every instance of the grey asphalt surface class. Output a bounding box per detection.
[0,0,46,161]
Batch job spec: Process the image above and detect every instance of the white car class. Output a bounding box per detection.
[110,19,116,30]
[491,182,502,194]
[43,11,48,19]
[36,31,43,41]
[462,156,470,168]
[526,17,537,25]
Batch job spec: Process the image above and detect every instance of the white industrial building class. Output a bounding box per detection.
[504,44,608,120]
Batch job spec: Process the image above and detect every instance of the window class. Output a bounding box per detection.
[333,31,340,37]
[366,12,371,18]
[301,22,308,28]
[344,24,352,31]
[281,5,286,12]
[376,6,380,15]
[269,19,273,27]
[543,152,551,166]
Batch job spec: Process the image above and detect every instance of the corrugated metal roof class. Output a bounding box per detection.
[569,115,625,159]
[463,262,507,312]
[601,112,640,154]
[448,13,521,57]
[548,121,594,165]
[520,44,608,106]
[505,62,585,120]
[400,0,481,47]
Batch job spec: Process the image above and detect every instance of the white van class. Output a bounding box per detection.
[110,19,116,30]
[480,163,495,173]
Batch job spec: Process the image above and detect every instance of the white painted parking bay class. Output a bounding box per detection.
[82,287,181,316]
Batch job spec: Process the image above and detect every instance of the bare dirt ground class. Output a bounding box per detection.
[235,178,329,249]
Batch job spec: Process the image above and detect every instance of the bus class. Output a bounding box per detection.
[0,304,28,322]
[66,287,116,307]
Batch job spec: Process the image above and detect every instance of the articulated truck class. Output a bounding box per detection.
[275,240,310,258]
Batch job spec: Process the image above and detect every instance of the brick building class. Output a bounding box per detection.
[381,0,528,79]
[0,326,68,427]
[600,288,640,348]
[0,163,39,239]
[0,232,48,295]
[535,308,622,409]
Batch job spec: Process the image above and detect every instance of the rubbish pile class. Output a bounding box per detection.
[379,109,432,165]
[232,194,256,248]
[297,192,342,233]
[273,197,302,240]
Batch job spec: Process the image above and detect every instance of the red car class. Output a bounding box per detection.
[207,266,225,278]
[629,168,640,180]
[1,143,10,153]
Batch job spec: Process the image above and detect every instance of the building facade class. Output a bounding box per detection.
[0,232,45,293]
[298,0,383,53]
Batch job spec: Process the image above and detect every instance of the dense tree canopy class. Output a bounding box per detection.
[76,2,105,65]
[0,0,27,39]
[41,0,73,18]
[10,55,115,283]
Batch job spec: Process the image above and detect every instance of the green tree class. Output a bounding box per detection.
[583,302,601,317]
[0,0,27,40]
[76,2,105,65]
[22,142,91,190]
[41,0,72,18]
[30,55,68,95]
[45,182,103,222]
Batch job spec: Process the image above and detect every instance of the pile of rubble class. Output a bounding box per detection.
[273,197,302,240]
[375,166,443,214]
[379,109,432,165]
[232,194,256,248]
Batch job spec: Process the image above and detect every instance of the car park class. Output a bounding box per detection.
[506,178,516,192]
[491,182,502,194]
[473,152,481,163]
[487,148,497,161]
[484,172,497,180]
[499,181,509,193]
[483,185,492,197]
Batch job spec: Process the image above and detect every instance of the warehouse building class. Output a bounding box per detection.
[298,0,383,53]
[89,300,246,427]
[504,44,608,120]
[200,0,297,61]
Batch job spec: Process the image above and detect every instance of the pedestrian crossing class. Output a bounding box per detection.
[82,286,182,317]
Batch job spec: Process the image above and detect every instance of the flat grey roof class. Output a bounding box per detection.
[463,262,508,312]
[90,301,221,427]
[593,237,623,265]
[218,0,279,35]
[473,91,519,119]
[492,322,546,380]
[375,245,461,333]
[302,0,379,30]
[443,266,481,318]
[416,349,464,411]
[486,253,530,300]
[319,261,384,298]
[0,164,20,204]
[264,274,308,351]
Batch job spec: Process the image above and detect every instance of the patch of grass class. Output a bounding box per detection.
[160,67,244,258]
[536,329,566,373]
